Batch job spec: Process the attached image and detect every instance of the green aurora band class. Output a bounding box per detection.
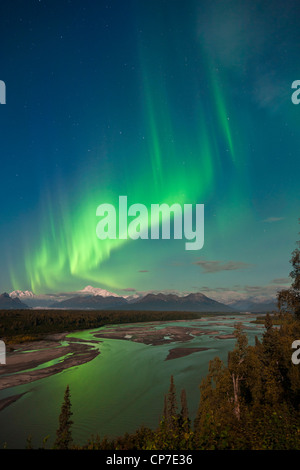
[11,57,249,294]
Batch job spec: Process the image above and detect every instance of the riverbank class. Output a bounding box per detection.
[0,332,99,391]
[0,392,28,412]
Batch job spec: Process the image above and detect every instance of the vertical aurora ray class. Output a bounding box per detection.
[137,39,218,207]
[196,55,252,238]
[142,73,164,193]
[210,72,236,164]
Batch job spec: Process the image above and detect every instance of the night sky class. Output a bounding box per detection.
[0,0,299,303]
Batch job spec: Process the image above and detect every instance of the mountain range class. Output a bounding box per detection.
[2,286,278,312]
[228,299,277,313]
[49,294,128,309]
[48,291,235,312]
[127,292,237,312]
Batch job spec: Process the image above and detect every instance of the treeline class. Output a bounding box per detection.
[0,309,202,343]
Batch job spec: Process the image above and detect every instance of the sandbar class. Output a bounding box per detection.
[165,347,209,361]
[94,324,207,345]
[0,332,99,391]
[0,392,27,412]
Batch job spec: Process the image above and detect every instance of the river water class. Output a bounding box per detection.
[0,314,264,448]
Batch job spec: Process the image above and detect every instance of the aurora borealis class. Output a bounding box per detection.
[0,0,300,301]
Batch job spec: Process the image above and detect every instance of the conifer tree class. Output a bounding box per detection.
[264,313,273,331]
[278,218,300,317]
[179,389,190,432]
[161,394,168,427]
[227,323,248,420]
[54,385,73,449]
[163,394,167,419]
[166,375,178,430]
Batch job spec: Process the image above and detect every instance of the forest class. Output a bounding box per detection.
[0,309,202,345]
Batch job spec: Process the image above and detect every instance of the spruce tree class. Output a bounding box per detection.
[290,229,300,292]
[54,385,73,449]
[163,394,168,420]
[160,393,168,430]
[277,218,300,317]
[166,375,178,430]
[227,323,248,420]
[264,313,273,332]
[179,389,190,432]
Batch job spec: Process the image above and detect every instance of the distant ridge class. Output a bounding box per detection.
[49,291,236,312]
[49,295,128,309]
[130,292,236,312]
[0,293,29,310]
[229,299,278,312]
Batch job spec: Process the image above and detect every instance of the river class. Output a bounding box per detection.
[0,314,264,448]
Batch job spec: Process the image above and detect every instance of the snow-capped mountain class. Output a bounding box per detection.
[77,286,121,297]
[8,286,122,308]
[10,290,36,299]
[9,290,60,308]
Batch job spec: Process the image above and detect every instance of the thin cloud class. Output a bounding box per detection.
[197,1,267,72]
[137,289,190,297]
[271,278,290,285]
[263,217,284,223]
[244,286,262,292]
[194,260,252,273]
[253,73,289,112]
[196,284,282,304]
